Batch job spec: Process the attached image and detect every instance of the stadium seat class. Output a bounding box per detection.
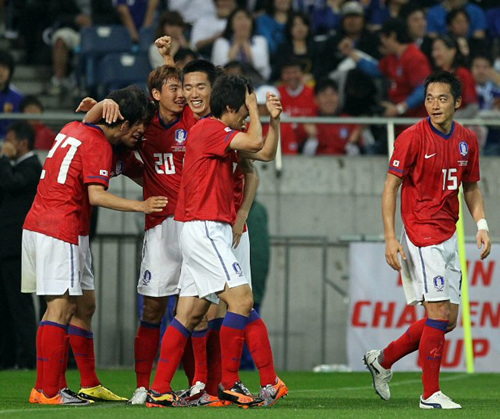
[138,26,155,53]
[486,8,500,37]
[78,25,133,95]
[99,52,152,95]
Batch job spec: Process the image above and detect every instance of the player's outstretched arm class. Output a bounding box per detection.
[233,159,259,248]
[77,98,123,125]
[382,173,406,270]
[155,36,175,67]
[240,92,282,162]
[88,184,167,214]
[463,181,491,260]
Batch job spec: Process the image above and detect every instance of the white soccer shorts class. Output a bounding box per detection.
[400,229,462,305]
[232,229,252,288]
[138,216,183,297]
[78,235,95,291]
[178,220,250,301]
[21,229,83,296]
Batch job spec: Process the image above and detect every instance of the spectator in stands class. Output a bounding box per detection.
[148,11,189,68]
[271,12,322,82]
[167,0,216,26]
[367,0,410,32]
[173,48,198,70]
[446,8,489,66]
[426,0,487,39]
[308,0,344,36]
[48,0,120,96]
[212,8,271,80]
[400,4,433,62]
[317,1,380,80]
[0,121,42,370]
[224,60,265,86]
[431,35,479,118]
[256,85,299,154]
[340,18,432,118]
[20,96,56,151]
[189,0,237,60]
[114,0,159,44]
[471,53,500,155]
[278,58,317,149]
[302,78,363,156]
[0,50,24,141]
[255,0,294,55]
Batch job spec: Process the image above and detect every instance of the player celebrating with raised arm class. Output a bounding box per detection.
[364,71,491,409]
[22,86,167,406]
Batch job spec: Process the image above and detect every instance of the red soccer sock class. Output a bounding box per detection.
[58,333,70,389]
[34,322,45,390]
[220,312,248,390]
[419,319,448,399]
[245,310,277,386]
[206,318,222,396]
[182,337,195,386]
[134,321,161,389]
[69,324,100,388]
[151,318,191,394]
[41,322,67,397]
[380,318,427,369]
[191,329,208,385]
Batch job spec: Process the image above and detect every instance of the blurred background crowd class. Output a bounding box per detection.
[0,0,499,156]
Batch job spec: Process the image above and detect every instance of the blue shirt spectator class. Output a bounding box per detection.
[255,0,294,54]
[113,0,159,43]
[426,1,487,38]
[0,50,24,140]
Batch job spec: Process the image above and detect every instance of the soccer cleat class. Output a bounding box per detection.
[29,388,41,404]
[259,377,288,407]
[218,381,263,408]
[38,388,91,406]
[78,384,128,402]
[364,349,393,401]
[419,391,462,409]
[127,386,148,405]
[145,389,179,408]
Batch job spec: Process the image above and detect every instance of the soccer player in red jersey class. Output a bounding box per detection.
[146,75,269,408]
[364,71,491,409]
[22,86,168,406]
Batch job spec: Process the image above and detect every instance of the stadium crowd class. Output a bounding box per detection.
[1,0,499,155]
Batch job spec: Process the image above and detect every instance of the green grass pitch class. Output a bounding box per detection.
[1,369,499,418]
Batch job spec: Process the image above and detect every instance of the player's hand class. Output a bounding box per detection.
[476,229,492,260]
[245,90,258,111]
[232,216,246,248]
[101,99,123,124]
[385,237,406,271]
[75,97,98,113]
[338,37,354,56]
[155,36,172,58]
[1,141,16,159]
[266,92,282,120]
[141,196,168,214]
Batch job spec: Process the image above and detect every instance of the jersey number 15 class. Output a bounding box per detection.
[442,168,458,191]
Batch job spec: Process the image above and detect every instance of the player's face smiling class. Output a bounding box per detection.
[183,72,212,118]
[425,82,461,133]
[120,121,146,148]
[159,77,185,115]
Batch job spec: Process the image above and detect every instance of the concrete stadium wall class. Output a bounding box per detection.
[94,156,500,370]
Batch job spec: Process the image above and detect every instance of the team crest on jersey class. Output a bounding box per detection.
[393,159,400,167]
[433,275,445,292]
[142,270,152,286]
[459,142,469,156]
[175,129,187,144]
[340,127,348,139]
[232,262,243,277]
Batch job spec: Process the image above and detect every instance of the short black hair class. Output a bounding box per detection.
[314,78,339,95]
[0,49,15,89]
[380,18,412,44]
[106,85,154,128]
[210,74,253,119]
[446,7,470,26]
[280,56,304,72]
[7,121,35,150]
[21,95,44,112]
[182,59,219,87]
[174,48,197,63]
[425,70,463,102]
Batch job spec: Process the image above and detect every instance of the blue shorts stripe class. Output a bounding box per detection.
[204,221,231,282]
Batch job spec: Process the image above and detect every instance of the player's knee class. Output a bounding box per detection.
[230,294,254,316]
[142,298,166,323]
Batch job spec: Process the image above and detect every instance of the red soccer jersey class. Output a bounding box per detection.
[379,44,432,117]
[24,122,112,245]
[388,118,480,247]
[139,107,196,229]
[454,66,479,109]
[262,123,299,154]
[175,117,238,223]
[315,113,362,155]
